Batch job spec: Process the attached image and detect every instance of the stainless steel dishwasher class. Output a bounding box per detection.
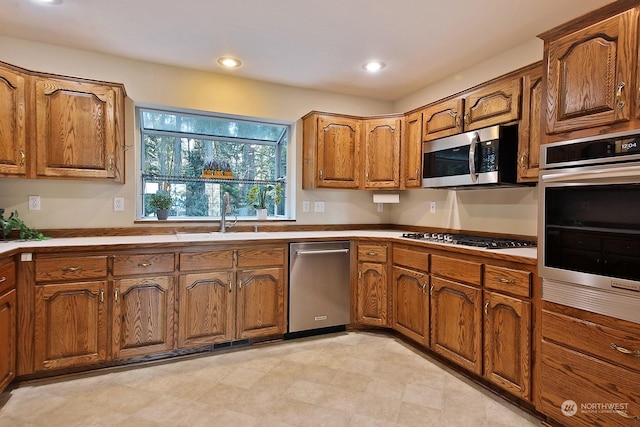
[288,241,350,335]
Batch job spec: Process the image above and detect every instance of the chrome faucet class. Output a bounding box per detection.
[220,192,236,233]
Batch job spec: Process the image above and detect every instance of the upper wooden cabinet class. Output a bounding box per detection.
[401,111,423,189]
[363,117,401,189]
[0,60,126,182]
[0,65,26,177]
[518,64,543,182]
[422,97,464,141]
[540,5,640,141]
[303,113,361,189]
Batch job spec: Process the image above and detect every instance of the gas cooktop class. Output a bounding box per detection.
[401,232,536,249]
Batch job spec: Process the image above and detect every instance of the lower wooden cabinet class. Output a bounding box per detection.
[483,290,531,399]
[0,288,16,393]
[430,277,482,375]
[236,267,285,339]
[355,243,389,326]
[392,266,429,347]
[34,281,109,370]
[112,276,175,359]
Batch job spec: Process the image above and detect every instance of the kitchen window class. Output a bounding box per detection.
[138,107,289,220]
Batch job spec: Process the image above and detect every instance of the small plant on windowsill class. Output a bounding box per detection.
[246,183,282,219]
[0,209,48,240]
[147,192,173,220]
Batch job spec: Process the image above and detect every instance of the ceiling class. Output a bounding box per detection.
[0,0,614,101]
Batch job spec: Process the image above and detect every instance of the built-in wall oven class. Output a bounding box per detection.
[539,130,640,323]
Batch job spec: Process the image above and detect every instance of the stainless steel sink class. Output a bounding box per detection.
[175,232,270,241]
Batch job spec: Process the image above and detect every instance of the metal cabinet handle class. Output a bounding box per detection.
[358,270,362,279]
[61,266,83,272]
[228,273,233,293]
[615,409,640,422]
[429,284,434,296]
[496,277,516,285]
[415,168,420,179]
[100,289,105,304]
[238,279,242,291]
[0,277,6,283]
[366,252,378,256]
[616,82,626,108]
[421,282,428,295]
[610,343,640,357]
[484,300,490,317]
[319,169,323,180]
[114,288,119,303]
[137,263,153,267]
[455,113,461,128]
[19,149,25,167]
[108,155,114,171]
[519,152,528,169]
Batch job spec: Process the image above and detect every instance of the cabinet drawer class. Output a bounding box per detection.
[541,340,640,427]
[179,250,234,271]
[112,253,175,276]
[237,246,285,268]
[431,255,481,286]
[0,261,16,295]
[392,246,429,272]
[542,309,640,373]
[36,256,107,282]
[483,265,531,297]
[358,244,387,263]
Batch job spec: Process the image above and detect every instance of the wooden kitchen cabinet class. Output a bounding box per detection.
[401,111,423,189]
[430,255,483,374]
[355,243,389,326]
[463,76,521,132]
[517,63,543,182]
[0,259,17,393]
[540,301,640,426]
[422,97,464,141]
[363,116,401,189]
[541,7,639,139]
[0,62,27,177]
[112,264,175,359]
[302,112,361,189]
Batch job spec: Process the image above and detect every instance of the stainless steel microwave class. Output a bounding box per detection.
[422,124,519,188]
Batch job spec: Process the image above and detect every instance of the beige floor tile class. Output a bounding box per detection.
[396,401,444,427]
[402,382,444,410]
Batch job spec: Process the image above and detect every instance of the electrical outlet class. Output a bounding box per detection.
[314,201,325,212]
[113,197,124,211]
[302,200,310,212]
[430,201,437,214]
[28,195,41,211]
[377,203,384,212]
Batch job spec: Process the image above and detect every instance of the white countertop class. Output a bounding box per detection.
[0,230,537,260]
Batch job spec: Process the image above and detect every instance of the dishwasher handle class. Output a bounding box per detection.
[296,248,350,256]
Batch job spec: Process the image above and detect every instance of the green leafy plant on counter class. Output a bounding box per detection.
[0,209,48,240]
[246,183,282,209]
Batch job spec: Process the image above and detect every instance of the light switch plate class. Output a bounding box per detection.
[314,201,325,212]
[302,200,310,212]
[430,201,436,214]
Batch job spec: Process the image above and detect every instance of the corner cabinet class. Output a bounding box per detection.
[0,64,27,177]
[302,112,361,189]
[355,242,389,326]
[541,6,640,140]
[0,60,126,182]
[0,258,17,393]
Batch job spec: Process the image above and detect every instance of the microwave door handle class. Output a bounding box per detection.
[540,164,640,183]
[469,132,479,183]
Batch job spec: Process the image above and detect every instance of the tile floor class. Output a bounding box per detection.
[0,331,542,426]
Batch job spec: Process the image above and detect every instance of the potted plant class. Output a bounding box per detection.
[148,192,172,220]
[222,161,233,179]
[247,183,282,219]
[0,209,48,240]
[202,159,214,178]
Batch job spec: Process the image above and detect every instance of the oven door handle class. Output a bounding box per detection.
[468,132,479,183]
[541,164,640,183]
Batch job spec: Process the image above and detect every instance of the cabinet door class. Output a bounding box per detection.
[363,117,401,189]
[0,289,16,393]
[112,276,175,359]
[236,267,285,339]
[178,271,234,348]
[0,65,27,176]
[423,97,464,141]
[392,266,429,346]
[34,281,108,370]
[546,9,637,134]
[34,76,124,181]
[463,77,521,131]
[316,115,361,188]
[518,65,543,182]
[430,277,482,374]
[483,291,531,400]
[401,112,422,189]
[356,261,388,326]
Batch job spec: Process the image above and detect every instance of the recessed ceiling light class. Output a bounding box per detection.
[217,57,242,68]
[363,61,386,72]
[33,0,63,4]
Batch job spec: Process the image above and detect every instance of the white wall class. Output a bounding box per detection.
[0,36,540,235]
